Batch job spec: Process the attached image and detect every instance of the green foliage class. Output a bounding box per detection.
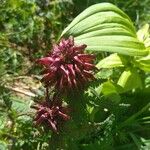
[61,3,148,56]
[0,1,150,150]
[96,53,128,69]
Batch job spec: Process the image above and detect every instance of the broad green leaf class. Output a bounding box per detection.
[101,81,124,103]
[96,68,113,79]
[144,37,150,47]
[137,24,149,43]
[61,3,148,56]
[135,52,150,72]
[137,24,150,47]
[96,53,127,69]
[135,24,150,72]
[117,69,142,91]
[61,3,133,36]
[101,81,123,95]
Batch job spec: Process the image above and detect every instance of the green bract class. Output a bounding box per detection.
[61,3,148,56]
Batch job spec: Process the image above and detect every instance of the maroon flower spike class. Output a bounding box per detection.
[37,37,96,92]
[32,99,70,133]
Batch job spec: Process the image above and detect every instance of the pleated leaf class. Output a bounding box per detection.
[137,24,149,43]
[135,51,150,72]
[60,3,148,56]
[96,53,127,69]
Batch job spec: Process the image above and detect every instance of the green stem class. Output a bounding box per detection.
[49,132,66,150]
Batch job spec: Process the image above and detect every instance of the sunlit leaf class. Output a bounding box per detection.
[61,3,148,56]
[135,49,150,72]
[101,81,124,102]
[96,53,127,69]
[95,68,113,79]
[117,69,142,91]
[137,24,149,43]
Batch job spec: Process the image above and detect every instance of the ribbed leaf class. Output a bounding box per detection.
[135,51,150,72]
[96,53,126,69]
[61,3,133,36]
[135,24,150,72]
[137,24,150,47]
[61,3,148,56]
[137,24,149,43]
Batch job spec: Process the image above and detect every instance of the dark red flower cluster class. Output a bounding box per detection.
[33,37,96,133]
[33,99,70,133]
[37,37,96,92]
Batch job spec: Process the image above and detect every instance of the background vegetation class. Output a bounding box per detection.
[0,0,150,149]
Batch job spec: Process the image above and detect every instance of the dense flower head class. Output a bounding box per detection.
[37,37,96,92]
[32,99,70,133]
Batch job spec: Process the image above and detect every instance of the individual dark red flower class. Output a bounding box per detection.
[32,98,70,133]
[37,37,96,92]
